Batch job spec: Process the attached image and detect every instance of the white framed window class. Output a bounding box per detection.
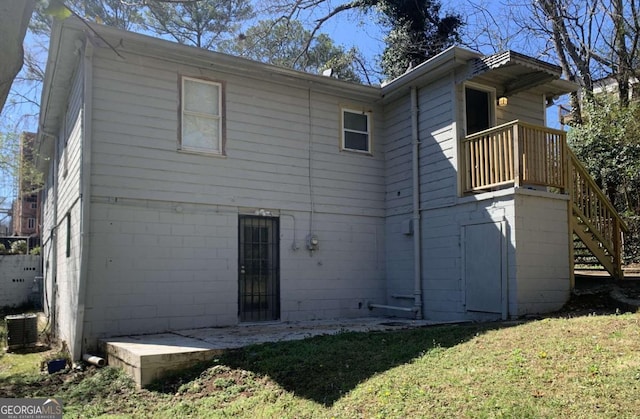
[180,76,223,154]
[341,108,371,153]
[30,202,37,209]
[27,218,36,229]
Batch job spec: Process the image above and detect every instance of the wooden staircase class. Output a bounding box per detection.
[460,120,628,280]
[568,149,628,279]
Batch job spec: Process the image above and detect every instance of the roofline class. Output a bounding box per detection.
[380,46,481,100]
[59,18,381,99]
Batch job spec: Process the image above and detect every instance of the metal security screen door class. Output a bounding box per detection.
[238,216,280,322]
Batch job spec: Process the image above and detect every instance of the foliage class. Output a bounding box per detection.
[378,0,462,79]
[0,243,6,254]
[568,97,640,263]
[144,0,254,50]
[29,246,41,255]
[10,240,28,255]
[220,19,362,82]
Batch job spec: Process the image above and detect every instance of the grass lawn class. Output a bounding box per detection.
[2,311,639,418]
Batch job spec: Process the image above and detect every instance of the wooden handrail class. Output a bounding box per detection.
[568,148,629,234]
[461,120,567,193]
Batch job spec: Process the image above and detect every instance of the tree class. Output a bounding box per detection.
[144,0,253,49]
[259,0,462,79]
[378,0,462,78]
[220,19,363,82]
[568,97,640,262]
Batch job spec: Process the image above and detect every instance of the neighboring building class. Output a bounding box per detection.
[11,132,41,239]
[36,19,626,361]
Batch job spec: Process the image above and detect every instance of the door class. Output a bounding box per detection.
[238,216,280,322]
[465,86,492,135]
[463,222,504,315]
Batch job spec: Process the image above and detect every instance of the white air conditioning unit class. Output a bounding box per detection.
[5,313,38,351]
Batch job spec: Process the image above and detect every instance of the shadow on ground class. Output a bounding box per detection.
[150,322,511,406]
[148,276,640,405]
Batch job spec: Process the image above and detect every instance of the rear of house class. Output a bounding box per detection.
[38,19,611,361]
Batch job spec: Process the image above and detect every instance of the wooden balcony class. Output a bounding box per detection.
[460,120,628,279]
[461,120,566,193]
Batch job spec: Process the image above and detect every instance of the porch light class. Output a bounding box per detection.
[498,96,508,107]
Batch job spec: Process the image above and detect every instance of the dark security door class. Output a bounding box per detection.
[239,216,280,322]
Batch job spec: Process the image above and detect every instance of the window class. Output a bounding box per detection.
[27,218,36,229]
[30,202,37,209]
[341,108,371,153]
[180,76,223,154]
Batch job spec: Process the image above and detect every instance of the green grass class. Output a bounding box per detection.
[2,314,640,418]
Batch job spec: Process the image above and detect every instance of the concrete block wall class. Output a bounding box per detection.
[0,255,42,308]
[513,190,570,314]
[84,200,238,348]
[82,199,386,350]
[280,211,386,321]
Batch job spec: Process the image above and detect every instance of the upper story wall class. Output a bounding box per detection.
[89,48,385,217]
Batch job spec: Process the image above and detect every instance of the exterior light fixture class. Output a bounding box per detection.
[498,96,508,107]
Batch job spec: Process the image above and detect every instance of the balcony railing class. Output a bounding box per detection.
[461,120,628,279]
[461,120,566,193]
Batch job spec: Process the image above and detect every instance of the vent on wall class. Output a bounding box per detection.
[5,314,38,351]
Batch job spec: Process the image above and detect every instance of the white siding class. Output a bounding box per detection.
[79,49,387,347]
[496,90,546,126]
[89,52,385,216]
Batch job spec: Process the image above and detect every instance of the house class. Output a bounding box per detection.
[11,132,42,241]
[36,18,626,362]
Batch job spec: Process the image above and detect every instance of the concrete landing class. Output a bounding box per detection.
[101,317,447,388]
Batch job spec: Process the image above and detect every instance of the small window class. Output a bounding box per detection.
[30,202,37,209]
[341,108,371,153]
[180,76,223,154]
[27,218,36,229]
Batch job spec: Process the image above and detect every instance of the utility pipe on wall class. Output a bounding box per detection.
[367,87,423,319]
[411,86,423,319]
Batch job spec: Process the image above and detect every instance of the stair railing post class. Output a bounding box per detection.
[513,123,522,188]
[613,218,623,280]
[566,141,575,289]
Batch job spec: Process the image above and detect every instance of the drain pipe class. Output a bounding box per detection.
[367,86,423,319]
[411,86,423,319]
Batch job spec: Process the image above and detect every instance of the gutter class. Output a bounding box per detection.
[73,38,94,361]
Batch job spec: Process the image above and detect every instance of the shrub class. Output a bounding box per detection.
[10,240,28,254]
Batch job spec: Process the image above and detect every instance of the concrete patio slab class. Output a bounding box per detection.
[101,317,451,388]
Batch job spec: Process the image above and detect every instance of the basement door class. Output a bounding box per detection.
[463,221,506,317]
[238,216,280,322]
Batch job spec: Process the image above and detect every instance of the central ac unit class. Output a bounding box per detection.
[5,313,38,351]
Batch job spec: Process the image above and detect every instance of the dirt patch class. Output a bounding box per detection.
[555,276,640,317]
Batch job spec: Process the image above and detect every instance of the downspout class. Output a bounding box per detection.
[411,86,423,319]
[73,39,94,361]
[50,135,59,335]
[368,86,423,318]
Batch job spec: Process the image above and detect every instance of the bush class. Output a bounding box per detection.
[0,243,6,254]
[623,215,640,264]
[10,240,27,254]
[30,246,41,255]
